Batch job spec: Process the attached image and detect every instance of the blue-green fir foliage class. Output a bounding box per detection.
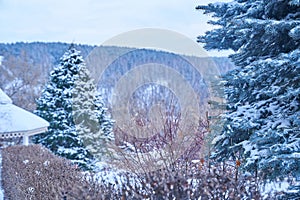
[197,0,300,190]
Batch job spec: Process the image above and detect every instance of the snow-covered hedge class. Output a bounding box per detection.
[1,145,103,199]
[1,144,278,199]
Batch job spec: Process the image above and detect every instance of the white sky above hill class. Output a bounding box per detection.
[0,0,232,56]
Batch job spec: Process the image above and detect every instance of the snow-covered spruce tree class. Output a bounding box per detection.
[34,46,114,168]
[197,0,300,182]
[72,62,114,161]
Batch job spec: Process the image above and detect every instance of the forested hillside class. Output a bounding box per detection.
[0,42,234,111]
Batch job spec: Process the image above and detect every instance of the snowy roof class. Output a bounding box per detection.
[0,89,12,104]
[0,88,49,138]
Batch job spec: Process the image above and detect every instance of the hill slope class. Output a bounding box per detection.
[0,42,234,111]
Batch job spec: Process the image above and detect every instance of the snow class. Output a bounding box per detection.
[289,25,300,40]
[57,147,79,155]
[92,161,141,191]
[289,153,300,159]
[276,119,291,129]
[261,180,290,199]
[0,89,12,105]
[241,140,252,153]
[0,89,49,133]
[0,104,49,133]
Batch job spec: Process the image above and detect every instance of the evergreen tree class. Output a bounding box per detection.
[72,61,114,161]
[197,0,300,185]
[34,46,114,168]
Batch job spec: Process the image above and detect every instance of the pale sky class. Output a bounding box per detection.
[0,0,232,56]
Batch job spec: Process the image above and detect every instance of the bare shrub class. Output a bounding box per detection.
[1,145,104,200]
[103,159,263,200]
[100,117,263,199]
[1,145,272,199]
[103,103,267,199]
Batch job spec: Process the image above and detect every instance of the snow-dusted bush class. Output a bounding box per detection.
[112,160,263,199]
[1,144,277,199]
[1,145,103,199]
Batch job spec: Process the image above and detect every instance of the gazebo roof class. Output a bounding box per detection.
[0,89,12,104]
[0,89,49,138]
